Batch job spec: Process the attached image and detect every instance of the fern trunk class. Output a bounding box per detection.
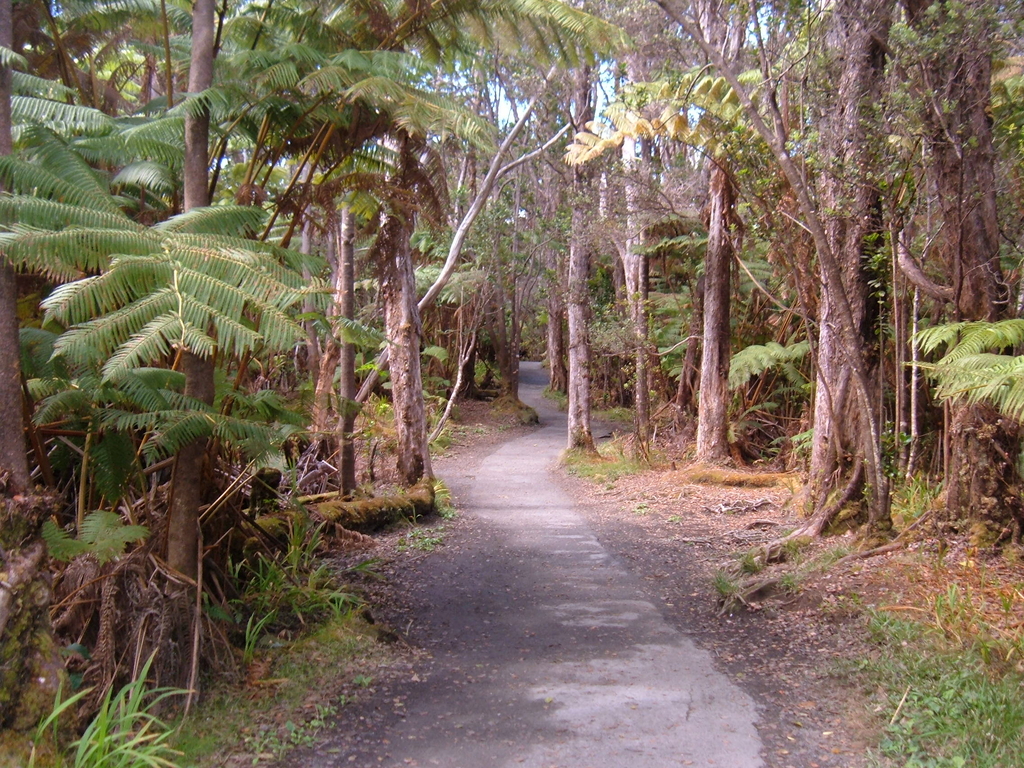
[0,0,29,494]
[338,208,358,495]
[167,0,216,580]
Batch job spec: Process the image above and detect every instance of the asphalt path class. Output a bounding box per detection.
[307,361,763,767]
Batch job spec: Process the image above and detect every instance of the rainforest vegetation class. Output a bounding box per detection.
[3,0,1024,764]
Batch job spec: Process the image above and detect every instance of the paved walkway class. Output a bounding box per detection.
[311,362,763,767]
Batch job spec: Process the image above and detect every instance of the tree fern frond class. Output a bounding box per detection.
[729,340,810,390]
[336,316,386,348]
[12,73,75,101]
[0,226,160,277]
[154,205,268,237]
[0,45,28,70]
[12,97,114,134]
[916,320,1024,362]
[89,432,139,503]
[111,161,176,195]
[16,128,123,215]
[0,195,141,233]
[99,312,183,379]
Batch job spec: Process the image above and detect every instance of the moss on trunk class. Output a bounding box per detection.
[0,495,65,732]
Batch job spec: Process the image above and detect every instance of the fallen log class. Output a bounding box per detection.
[312,481,435,533]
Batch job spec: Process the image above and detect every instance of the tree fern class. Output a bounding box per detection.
[918,320,1024,422]
[42,510,149,565]
[729,340,810,390]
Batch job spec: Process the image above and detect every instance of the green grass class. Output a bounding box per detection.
[861,611,1024,768]
[171,615,384,767]
[562,443,644,483]
[397,527,445,552]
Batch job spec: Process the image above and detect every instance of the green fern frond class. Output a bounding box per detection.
[89,432,139,502]
[12,74,75,101]
[0,45,28,70]
[154,205,267,237]
[42,511,149,564]
[0,195,141,232]
[111,161,176,195]
[729,340,810,390]
[12,97,114,134]
[78,510,149,563]
[916,320,1024,361]
[0,227,160,279]
[336,316,386,348]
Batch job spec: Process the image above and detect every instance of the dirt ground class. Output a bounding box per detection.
[324,400,902,768]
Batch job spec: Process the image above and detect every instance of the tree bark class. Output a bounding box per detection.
[653,0,894,531]
[338,208,358,495]
[545,236,569,394]
[0,497,65,731]
[566,68,596,453]
[377,203,432,485]
[905,0,1018,538]
[0,0,29,494]
[310,223,339,441]
[695,160,734,463]
[167,0,217,580]
[620,136,651,449]
[805,0,892,535]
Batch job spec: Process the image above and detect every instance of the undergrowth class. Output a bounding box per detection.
[172,615,386,766]
[863,608,1024,768]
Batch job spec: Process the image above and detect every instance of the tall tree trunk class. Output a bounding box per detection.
[905,0,1020,541]
[805,0,892,535]
[338,208,358,495]
[167,0,216,579]
[0,0,28,494]
[695,160,734,463]
[377,210,432,485]
[620,136,651,449]
[566,69,596,453]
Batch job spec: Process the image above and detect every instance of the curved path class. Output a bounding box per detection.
[315,362,763,767]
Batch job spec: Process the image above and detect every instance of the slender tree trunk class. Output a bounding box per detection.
[567,68,596,453]
[620,136,651,449]
[674,276,703,428]
[567,174,596,453]
[167,0,216,579]
[695,160,734,463]
[0,0,28,494]
[338,208,358,495]
[545,239,569,394]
